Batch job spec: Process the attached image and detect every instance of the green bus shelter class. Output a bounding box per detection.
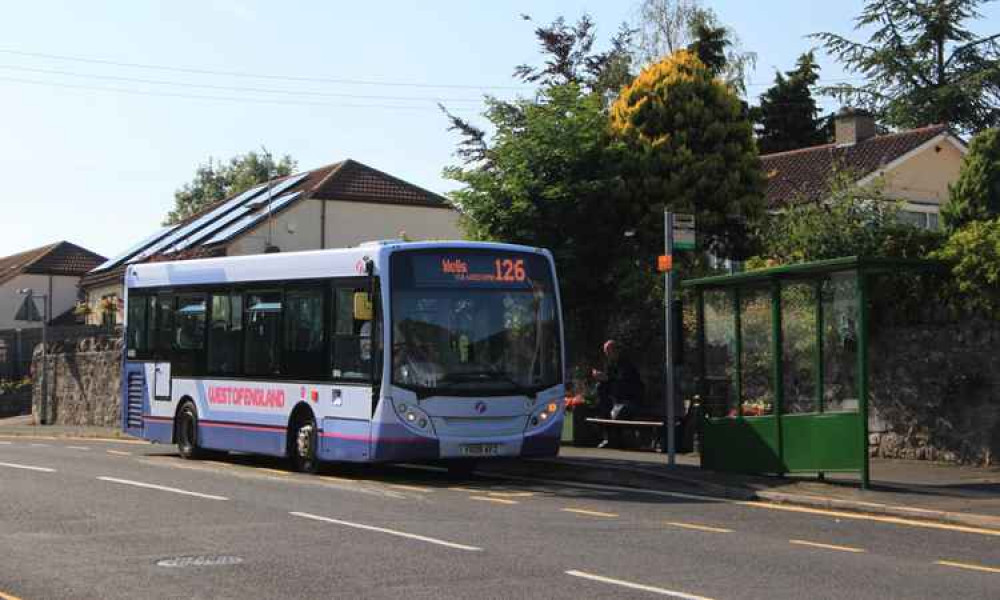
[682,257,937,489]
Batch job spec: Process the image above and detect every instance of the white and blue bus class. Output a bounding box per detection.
[121,241,565,473]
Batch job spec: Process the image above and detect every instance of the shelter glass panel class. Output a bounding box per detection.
[740,286,773,416]
[702,289,736,418]
[781,282,818,414]
[821,272,859,412]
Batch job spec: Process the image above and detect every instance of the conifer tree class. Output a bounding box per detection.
[756,52,829,154]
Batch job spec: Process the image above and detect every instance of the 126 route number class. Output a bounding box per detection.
[494,258,526,282]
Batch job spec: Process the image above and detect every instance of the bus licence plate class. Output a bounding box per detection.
[461,443,499,457]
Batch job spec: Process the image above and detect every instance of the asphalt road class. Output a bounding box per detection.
[1,437,997,600]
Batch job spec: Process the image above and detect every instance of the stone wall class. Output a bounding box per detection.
[31,337,122,426]
[869,319,1000,466]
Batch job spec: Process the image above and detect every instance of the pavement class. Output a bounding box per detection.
[2,434,999,599]
[2,416,999,533]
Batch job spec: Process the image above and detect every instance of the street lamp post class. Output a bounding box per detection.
[18,289,49,425]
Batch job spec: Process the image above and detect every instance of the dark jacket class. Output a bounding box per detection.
[606,355,644,405]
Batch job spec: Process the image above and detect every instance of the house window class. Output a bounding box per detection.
[100,295,120,328]
[898,210,939,230]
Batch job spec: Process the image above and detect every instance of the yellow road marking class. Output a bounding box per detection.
[319,475,361,484]
[0,434,147,445]
[106,450,131,456]
[562,508,618,518]
[256,468,290,476]
[790,539,866,553]
[388,483,432,493]
[936,560,1000,574]
[487,491,535,498]
[0,588,25,600]
[738,500,1000,537]
[447,486,481,493]
[471,496,519,505]
[665,521,733,534]
[202,460,235,469]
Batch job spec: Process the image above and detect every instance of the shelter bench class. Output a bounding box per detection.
[584,417,667,451]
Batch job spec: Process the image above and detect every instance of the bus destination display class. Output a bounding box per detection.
[402,252,549,288]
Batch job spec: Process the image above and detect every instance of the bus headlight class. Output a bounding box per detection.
[526,400,561,431]
[392,397,434,434]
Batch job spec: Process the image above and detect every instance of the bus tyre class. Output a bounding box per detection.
[176,403,204,460]
[291,416,319,474]
[446,459,479,479]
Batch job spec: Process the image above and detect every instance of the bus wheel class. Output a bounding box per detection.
[176,402,204,460]
[446,459,479,479]
[291,416,319,474]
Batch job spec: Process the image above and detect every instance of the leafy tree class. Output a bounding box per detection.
[941,128,1000,230]
[443,84,630,363]
[756,52,830,154]
[514,14,635,98]
[444,14,634,165]
[634,0,756,95]
[166,150,297,225]
[813,0,1000,133]
[932,218,1000,315]
[609,50,766,260]
[634,0,703,60]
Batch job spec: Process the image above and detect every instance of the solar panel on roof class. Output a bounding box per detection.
[166,173,309,254]
[136,183,268,259]
[202,191,302,246]
[91,225,179,272]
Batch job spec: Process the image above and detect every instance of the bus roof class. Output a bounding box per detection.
[125,240,551,289]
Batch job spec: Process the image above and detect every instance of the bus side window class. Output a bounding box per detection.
[331,286,371,381]
[207,293,242,375]
[244,291,282,376]
[154,294,175,361]
[282,287,325,378]
[172,295,206,377]
[126,295,149,359]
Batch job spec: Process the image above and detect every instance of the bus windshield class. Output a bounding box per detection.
[390,249,561,396]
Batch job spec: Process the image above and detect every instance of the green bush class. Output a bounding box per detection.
[941,128,1000,231]
[932,218,1000,315]
[0,377,31,396]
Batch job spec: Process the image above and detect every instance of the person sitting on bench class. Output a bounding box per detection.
[592,340,644,449]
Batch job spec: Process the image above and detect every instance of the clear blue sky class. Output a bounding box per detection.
[2,1,996,258]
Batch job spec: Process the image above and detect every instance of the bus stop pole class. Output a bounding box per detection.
[664,211,676,466]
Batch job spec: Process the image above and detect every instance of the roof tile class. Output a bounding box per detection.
[761,125,953,208]
[0,241,105,286]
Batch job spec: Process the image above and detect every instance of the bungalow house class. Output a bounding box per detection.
[0,241,105,330]
[79,159,462,325]
[761,109,968,229]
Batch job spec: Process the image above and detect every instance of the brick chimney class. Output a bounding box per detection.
[835,108,877,145]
